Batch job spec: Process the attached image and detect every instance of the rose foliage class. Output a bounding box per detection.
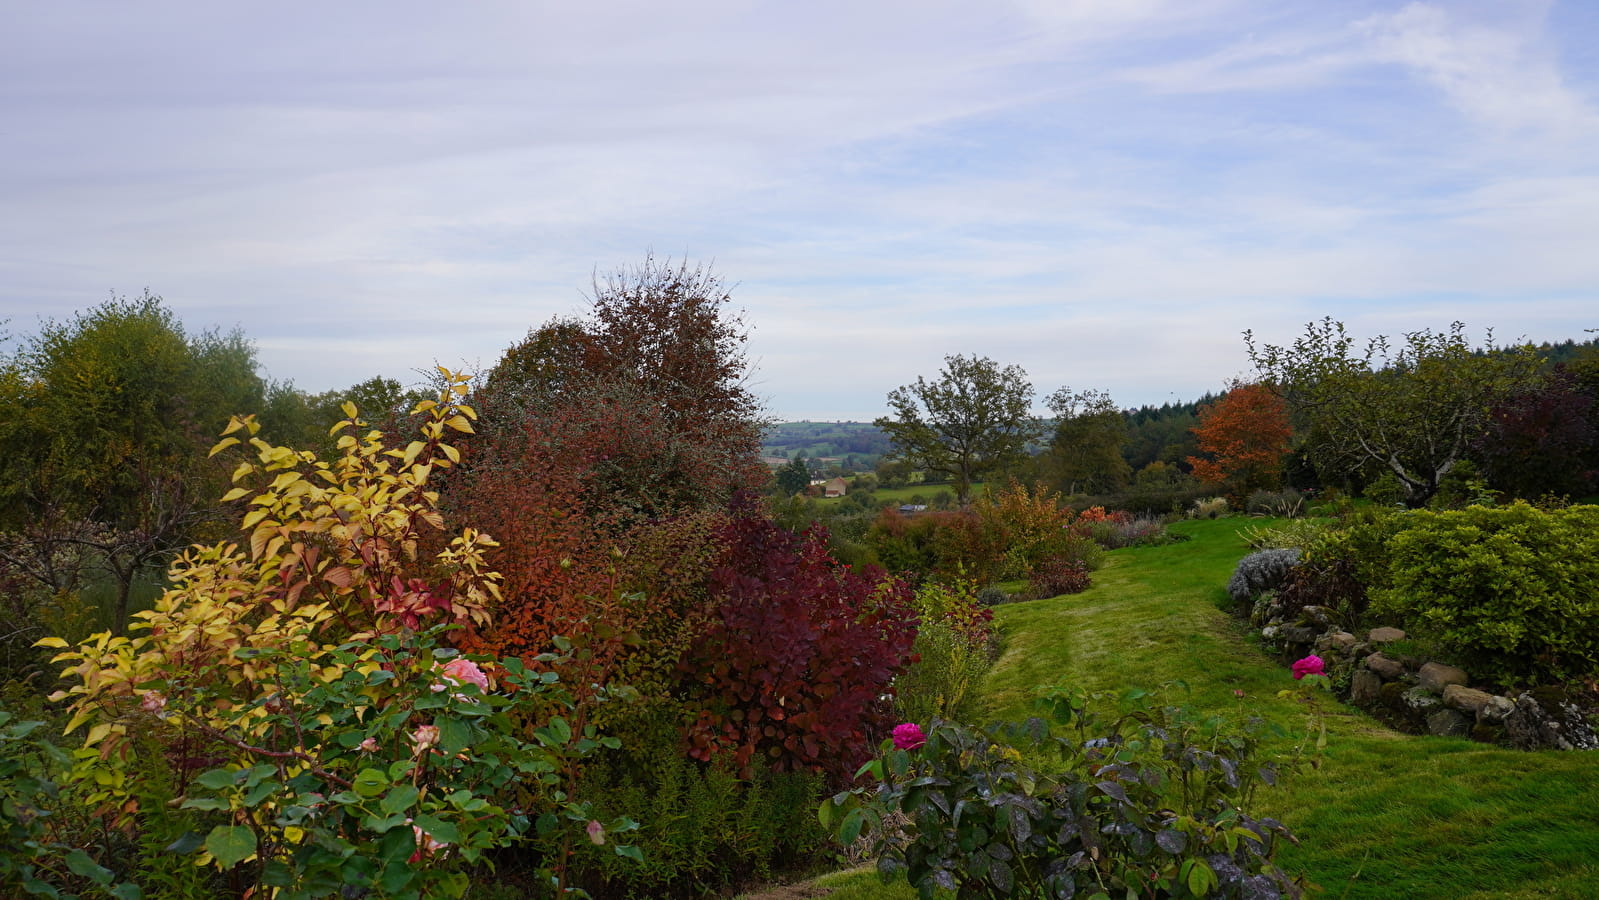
[823,686,1312,899]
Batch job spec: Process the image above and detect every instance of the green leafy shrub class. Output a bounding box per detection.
[894,581,997,725]
[823,687,1309,899]
[1370,502,1599,685]
[1361,472,1405,506]
[0,707,137,899]
[548,702,829,899]
[1266,506,1402,629]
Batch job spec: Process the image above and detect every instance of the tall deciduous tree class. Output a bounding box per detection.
[1472,368,1596,499]
[471,257,768,525]
[1186,382,1292,499]
[1042,387,1131,495]
[875,354,1040,506]
[0,292,265,632]
[775,456,812,496]
[1246,319,1540,506]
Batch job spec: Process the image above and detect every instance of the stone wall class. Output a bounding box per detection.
[1251,601,1597,751]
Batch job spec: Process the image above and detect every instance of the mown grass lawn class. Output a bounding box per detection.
[757,518,1599,899]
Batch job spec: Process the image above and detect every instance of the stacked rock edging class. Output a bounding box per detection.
[1252,607,1598,751]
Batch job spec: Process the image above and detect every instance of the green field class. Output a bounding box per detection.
[811,482,983,509]
[745,518,1599,899]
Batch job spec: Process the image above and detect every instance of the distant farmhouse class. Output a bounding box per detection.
[808,477,848,498]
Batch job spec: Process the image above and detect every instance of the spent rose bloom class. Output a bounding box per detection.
[1291,655,1326,680]
[586,820,606,846]
[408,824,447,863]
[410,724,440,753]
[359,737,380,753]
[891,723,926,751]
[139,691,166,713]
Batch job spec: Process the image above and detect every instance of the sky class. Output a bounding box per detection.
[2,0,1597,421]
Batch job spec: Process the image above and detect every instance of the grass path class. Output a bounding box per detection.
[760,518,1599,899]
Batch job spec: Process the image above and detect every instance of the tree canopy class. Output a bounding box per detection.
[1186,382,1292,499]
[1041,387,1131,495]
[1246,319,1540,506]
[874,354,1039,506]
[0,292,265,631]
[466,256,769,529]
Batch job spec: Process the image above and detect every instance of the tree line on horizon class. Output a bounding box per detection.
[3,276,1595,648]
[866,324,1599,511]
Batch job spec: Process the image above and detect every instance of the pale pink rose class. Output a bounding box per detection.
[359,737,380,753]
[441,658,489,694]
[410,724,440,753]
[586,820,606,846]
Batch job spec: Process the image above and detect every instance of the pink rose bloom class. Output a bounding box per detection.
[1292,655,1326,680]
[359,737,380,753]
[410,724,440,753]
[586,820,606,846]
[442,658,489,693]
[891,723,926,751]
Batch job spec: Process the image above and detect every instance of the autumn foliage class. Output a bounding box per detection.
[1187,382,1293,499]
[680,506,918,781]
[446,259,920,791]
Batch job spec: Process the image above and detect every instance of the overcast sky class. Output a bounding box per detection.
[3,1,1597,420]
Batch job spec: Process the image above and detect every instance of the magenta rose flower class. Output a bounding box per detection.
[1291,655,1326,680]
[892,723,926,750]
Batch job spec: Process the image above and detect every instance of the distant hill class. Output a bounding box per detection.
[761,421,893,468]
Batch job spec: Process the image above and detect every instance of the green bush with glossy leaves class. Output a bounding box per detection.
[1370,501,1599,686]
[822,686,1312,899]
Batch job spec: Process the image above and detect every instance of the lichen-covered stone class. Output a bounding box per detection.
[1478,695,1515,724]
[1504,692,1599,751]
[1426,708,1470,738]
[1298,605,1336,629]
[1379,680,1410,710]
[1367,626,1406,643]
[1401,687,1441,719]
[1279,625,1318,645]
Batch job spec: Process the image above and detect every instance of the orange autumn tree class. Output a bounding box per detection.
[1187,382,1293,502]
